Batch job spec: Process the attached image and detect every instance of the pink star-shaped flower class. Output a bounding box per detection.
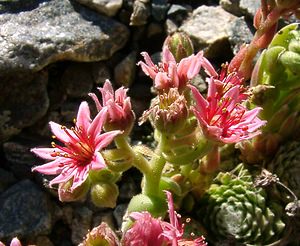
[31,102,121,190]
[190,82,266,144]
[138,46,203,92]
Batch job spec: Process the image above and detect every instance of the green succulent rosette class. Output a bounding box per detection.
[199,164,285,245]
[239,24,300,163]
[267,141,300,203]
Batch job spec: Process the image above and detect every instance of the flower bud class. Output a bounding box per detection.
[79,222,120,246]
[58,179,90,202]
[163,32,194,63]
[139,88,188,134]
[90,182,119,208]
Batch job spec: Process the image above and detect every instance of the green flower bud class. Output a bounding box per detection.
[58,178,90,202]
[89,168,121,184]
[101,148,133,172]
[90,182,119,208]
[163,32,194,63]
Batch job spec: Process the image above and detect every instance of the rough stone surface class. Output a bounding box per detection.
[179,6,237,58]
[75,0,123,17]
[0,71,49,141]
[0,168,16,193]
[0,0,129,74]
[0,0,40,14]
[114,51,137,87]
[228,17,254,54]
[240,0,260,18]
[220,0,260,18]
[62,62,94,98]
[0,180,53,239]
[71,206,93,245]
[3,136,39,178]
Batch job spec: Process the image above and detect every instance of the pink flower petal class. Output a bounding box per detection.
[72,166,89,190]
[10,237,22,246]
[88,107,108,139]
[49,166,77,187]
[76,101,91,133]
[90,152,106,170]
[49,121,77,143]
[95,130,122,150]
[162,46,176,64]
[31,147,60,160]
[89,92,103,111]
[189,85,208,114]
[32,158,65,175]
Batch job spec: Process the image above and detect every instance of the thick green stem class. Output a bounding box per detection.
[114,135,150,175]
[142,133,167,197]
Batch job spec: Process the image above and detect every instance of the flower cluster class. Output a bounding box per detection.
[122,191,207,246]
[29,29,272,245]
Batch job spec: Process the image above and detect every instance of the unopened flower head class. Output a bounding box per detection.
[190,83,266,144]
[139,88,188,134]
[31,102,121,191]
[163,32,194,63]
[138,46,203,92]
[89,79,135,133]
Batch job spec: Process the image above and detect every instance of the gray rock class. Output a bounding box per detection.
[114,51,137,87]
[165,18,179,34]
[62,62,94,98]
[113,203,128,228]
[92,211,116,230]
[0,71,49,141]
[71,206,93,245]
[91,62,111,84]
[0,0,129,75]
[0,0,40,14]
[130,0,151,26]
[3,138,36,178]
[228,17,254,54]
[151,0,169,22]
[0,180,53,239]
[179,5,237,58]
[220,0,243,16]
[220,0,260,18]
[240,0,260,18]
[0,168,16,193]
[118,176,139,201]
[167,4,190,17]
[75,0,123,17]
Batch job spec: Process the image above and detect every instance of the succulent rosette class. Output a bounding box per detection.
[239,24,300,163]
[199,164,285,245]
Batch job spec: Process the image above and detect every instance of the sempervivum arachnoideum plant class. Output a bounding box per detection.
[198,164,285,245]
[267,141,300,203]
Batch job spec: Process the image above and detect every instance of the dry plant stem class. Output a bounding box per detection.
[114,135,151,175]
[239,7,281,79]
[201,144,220,173]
